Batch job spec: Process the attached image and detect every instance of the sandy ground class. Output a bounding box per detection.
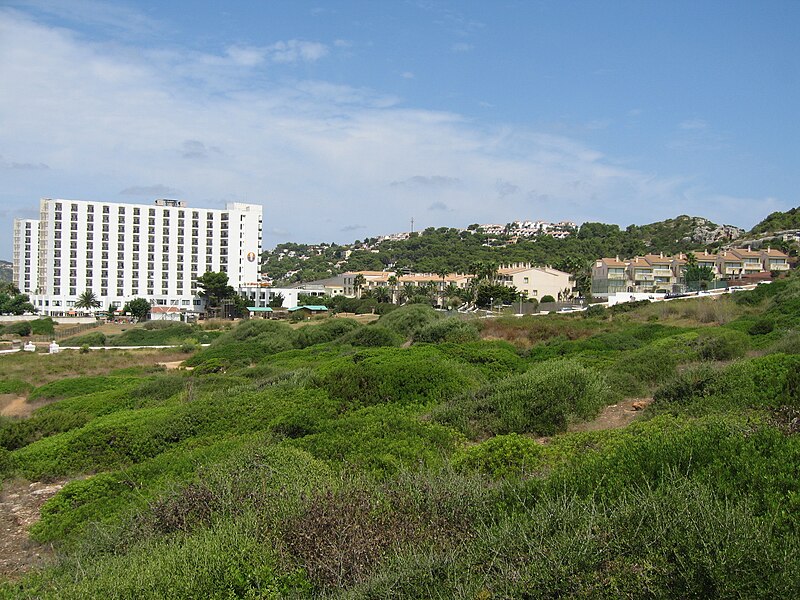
[0,478,69,577]
[158,360,192,370]
[0,394,51,419]
[568,397,652,433]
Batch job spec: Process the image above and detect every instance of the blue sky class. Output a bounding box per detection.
[1,0,798,257]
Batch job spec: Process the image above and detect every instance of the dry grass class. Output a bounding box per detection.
[480,316,598,349]
[0,348,187,387]
[633,296,743,327]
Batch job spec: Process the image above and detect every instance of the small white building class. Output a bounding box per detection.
[497,264,574,301]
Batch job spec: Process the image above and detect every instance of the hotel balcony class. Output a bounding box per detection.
[768,262,790,271]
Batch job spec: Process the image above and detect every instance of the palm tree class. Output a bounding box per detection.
[401,282,416,304]
[443,283,461,309]
[353,273,366,299]
[75,290,101,313]
[373,286,391,303]
[387,275,398,304]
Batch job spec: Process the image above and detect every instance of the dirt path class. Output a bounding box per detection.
[0,394,50,419]
[158,360,192,370]
[568,397,652,433]
[0,478,69,577]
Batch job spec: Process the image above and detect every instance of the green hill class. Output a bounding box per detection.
[0,260,12,283]
[750,206,800,235]
[263,216,744,287]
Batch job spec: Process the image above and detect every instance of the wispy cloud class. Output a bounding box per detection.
[341,224,366,231]
[495,180,519,198]
[391,175,461,188]
[0,155,49,170]
[679,118,708,130]
[401,71,415,79]
[119,184,182,197]
[0,7,779,253]
[13,0,161,35]
[451,42,472,53]
[181,140,221,160]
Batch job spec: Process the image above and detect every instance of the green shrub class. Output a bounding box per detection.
[377,304,443,338]
[293,404,461,476]
[540,295,556,303]
[185,319,299,367]
[585,304,607,318]
[691,328,749,361]
[0,378,33,395]
[749,318,775,335]
[29,375,138,401]
[436,341,525,380]
[62,331,107,346]
[110,323,201,346]
[4,321,32,336]
[29,317,56,335]
[296,318,361,347]
[652,364,722,409]
[435,359,613,438]
[412,318,480,344]
[313,346,480,408]
[766,331,800,355]
[338,326,403,347]
[453,433,542,478]
[653,354,800,413]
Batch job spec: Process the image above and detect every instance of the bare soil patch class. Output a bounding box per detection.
[159,360,193,371]
[0,394,50,419]
[0,478,70,577]
[569,397,652,433]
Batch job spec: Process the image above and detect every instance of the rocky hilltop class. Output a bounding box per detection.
[679,217,744,246]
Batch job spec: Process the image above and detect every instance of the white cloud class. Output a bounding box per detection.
[451,42,472,52]
[401,71,415,79]
[12,0,161,34]
[0,8,783,254]
[679,118,709,130]
[269,40,328,63]
[119,184,182,196]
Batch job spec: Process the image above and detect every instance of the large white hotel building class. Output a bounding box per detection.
[12,198,263,315]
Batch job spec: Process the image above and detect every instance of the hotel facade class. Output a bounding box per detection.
[13,198,263,316]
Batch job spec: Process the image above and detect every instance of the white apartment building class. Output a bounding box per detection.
[12,218,39,293]
[17,198,262,315]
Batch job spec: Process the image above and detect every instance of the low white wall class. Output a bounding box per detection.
[607,292,666,307]
[0,315,97,325]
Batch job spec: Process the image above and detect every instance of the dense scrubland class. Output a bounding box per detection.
[1,274,800,598]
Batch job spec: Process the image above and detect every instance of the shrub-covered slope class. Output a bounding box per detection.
[1,272,799,597]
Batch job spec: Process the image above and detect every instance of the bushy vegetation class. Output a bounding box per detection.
[3,270,800,597]
[435,359,613,437]
[376,304,443,338]
[412,317,480,343]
